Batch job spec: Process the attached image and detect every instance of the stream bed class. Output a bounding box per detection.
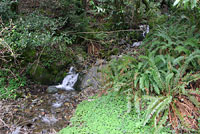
[0,85,97,134]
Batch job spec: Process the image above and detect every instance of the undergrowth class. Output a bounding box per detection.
[0,70,26,99]
[59,93,171,134]
[101,16,200,133]
[143,16,200,59]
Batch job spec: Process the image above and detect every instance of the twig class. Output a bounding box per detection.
[33,45,46,74]
[1,68,17,78]
[66,29,140,35]
[0,118,9,128]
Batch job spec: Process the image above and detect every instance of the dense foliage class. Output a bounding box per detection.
[103,16,200,133]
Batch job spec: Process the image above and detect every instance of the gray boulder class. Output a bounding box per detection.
[80,59,107,90]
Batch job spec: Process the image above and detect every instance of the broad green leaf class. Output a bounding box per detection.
[175,46,190,55]
[153,96,172,125]
[154,109,169,134]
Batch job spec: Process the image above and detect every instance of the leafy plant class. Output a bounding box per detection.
[0,69,26,99]
[142,18,200,58]
[104,50,200,133]
[173,0,200,9]
[140,51,200,133]
[0,0,18,21]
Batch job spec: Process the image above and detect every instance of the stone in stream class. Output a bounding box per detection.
[41,114,58,125]
[46,86,58,94]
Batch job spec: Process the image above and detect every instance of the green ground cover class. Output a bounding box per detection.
[60,92,171,134]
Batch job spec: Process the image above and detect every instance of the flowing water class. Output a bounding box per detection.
[132,25,149,47]
[56,67,79,90]
[1,67,81,134]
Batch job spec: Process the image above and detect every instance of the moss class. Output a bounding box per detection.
[22,48,37,62]
[54,71,67,83]
[59,92,171,134]
[29,64,54,84]
[109,48,119,55]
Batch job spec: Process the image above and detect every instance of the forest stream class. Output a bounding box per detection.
[0,24,149,134]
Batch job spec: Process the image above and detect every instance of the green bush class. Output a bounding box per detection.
[0,0,17,21]
[0,70,26,99]
[2,13,73,51]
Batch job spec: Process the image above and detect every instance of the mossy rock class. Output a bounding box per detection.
[29,64,55,84]
[54,71,68,84]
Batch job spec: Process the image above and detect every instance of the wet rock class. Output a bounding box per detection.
[95,59,106,66]
[41,114,58,125]
[47,86,58,94]
[80,59,107,90]
[52,102,63,108]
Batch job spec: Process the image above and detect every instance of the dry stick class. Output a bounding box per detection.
[1,68,17,78]
[33,45,46,74]
[0,118,9,128]
[66,29,140,35]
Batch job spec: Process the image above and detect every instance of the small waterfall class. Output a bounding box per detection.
[139,25,149,37]
[56,67,79,90]
[132,25,149,47]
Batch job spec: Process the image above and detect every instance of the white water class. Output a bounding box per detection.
[139,25,149,37]
[41,115,58,125]
[132,25,149,47]
[52,102,63,108]
[12,127,21,134]
[132,41,142,47]
[56,67,79,90]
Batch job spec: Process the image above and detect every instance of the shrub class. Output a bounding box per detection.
[0,0,18,22]
[0,69,26,99]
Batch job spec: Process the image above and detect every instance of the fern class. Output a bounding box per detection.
[153,96,172,127]
[141,19,200,57]
[165,73,174,93]
[134,91,141,115]
[143,96,164,125]
[143,96,172,126]
[154,109,169,134]
[104,39,200,133]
